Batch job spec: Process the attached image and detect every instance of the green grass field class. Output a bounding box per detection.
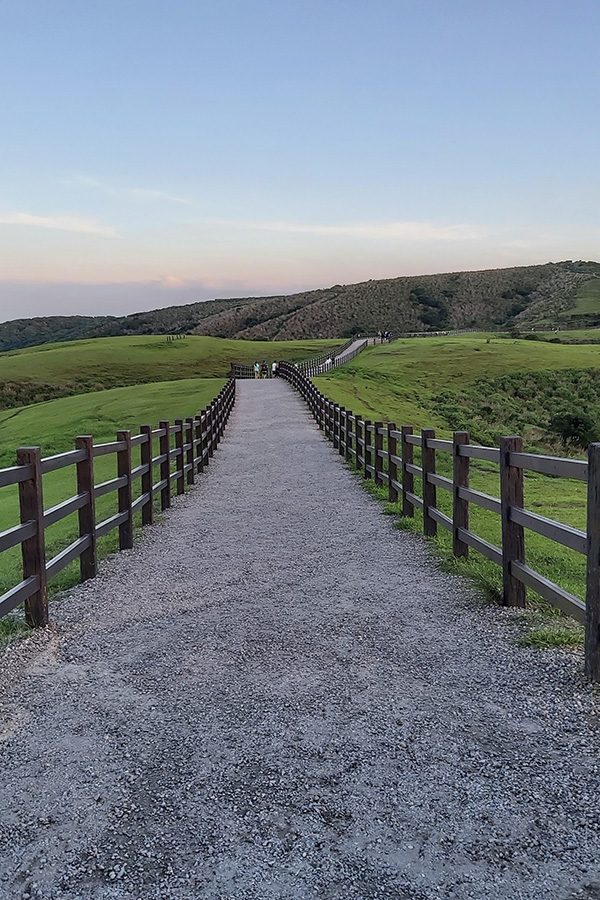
[315,334,596,631]
[559,277,600,318]
[0,377,225,628]
[0,335,337,407]
[315,333,600,438]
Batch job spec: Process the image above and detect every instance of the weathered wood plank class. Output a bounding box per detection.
[586,443,600,680]
[16,447,48,627]
[453,431,469,558]
[500,436,526,607]
[117,431,133,551]
[421,428,437,537]
[75,435,97,580]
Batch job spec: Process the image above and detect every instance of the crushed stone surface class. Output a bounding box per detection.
[0,379,599,899]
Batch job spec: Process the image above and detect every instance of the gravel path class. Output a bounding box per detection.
[0,379,599,900]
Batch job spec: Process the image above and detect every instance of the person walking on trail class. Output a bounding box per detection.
[253,361,260,379]
[271,361,278,377]
[261,360,269,379]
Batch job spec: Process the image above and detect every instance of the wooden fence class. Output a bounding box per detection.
[278,362,600,681]
[0,379,236,628]
[230,337,368,380]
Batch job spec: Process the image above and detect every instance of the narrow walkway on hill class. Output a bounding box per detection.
[0,380,599,900]
[333,338,366,365]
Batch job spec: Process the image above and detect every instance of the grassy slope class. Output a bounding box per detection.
[0,377,225,607]
[0,335,337,405]
[315,333,600,433]
[315,334,598,615]
[560,277,600,318]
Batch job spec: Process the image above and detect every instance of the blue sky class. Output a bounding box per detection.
[1,0,598,321]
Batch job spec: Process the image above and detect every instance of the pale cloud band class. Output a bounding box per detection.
[208,219,483,241]
[70,175,192,206]
[0,212,116,237]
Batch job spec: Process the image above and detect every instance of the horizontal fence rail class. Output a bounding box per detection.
[0,379,236,628]
[230,337,369,380]
[278,361,600,682]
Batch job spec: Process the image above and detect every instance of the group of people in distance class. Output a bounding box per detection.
[253,360,278,379]
[376,330,393,342]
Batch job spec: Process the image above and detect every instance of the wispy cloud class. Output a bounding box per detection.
[70,175,192,206]
[0,212,116,237]
[209,219,483,241]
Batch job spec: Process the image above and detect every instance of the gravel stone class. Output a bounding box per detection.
[0,379,599,899]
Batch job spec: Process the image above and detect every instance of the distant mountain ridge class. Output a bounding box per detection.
[1,261,599,352]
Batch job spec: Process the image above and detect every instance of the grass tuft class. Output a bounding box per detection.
[519,624,584,649]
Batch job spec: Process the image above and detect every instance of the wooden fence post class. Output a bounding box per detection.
[16,447,48,627]
[453,431,470,557]
[196,413,205,474]
[421,428,437,536]
[364,420,372,479]
[374,422,384,485]
[345,410,353,463]
[388,423,398,503]
[332,405,339,449]
[214,400,220,449]
[500,436,526,607]
[75,435,97,579]
[354,415,363,470]
[175,420,185,495]
[212,401,218,454]
[219,395,225,438]
[216,398,223,440]
[185,417,195,485]
[585,442,600,681]
[207,405,214,459]
[159,421,171,510]
[401,426,414,517]
[338,408,346,456]
[116,430,133,550]
[140,425,153,526]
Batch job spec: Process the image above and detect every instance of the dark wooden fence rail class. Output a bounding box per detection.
[278,361,600,682]
[230,363,255,378]
[0,379,236,628]
[301,338,369,376]
[296,337,358,375]
[229,337,367,380]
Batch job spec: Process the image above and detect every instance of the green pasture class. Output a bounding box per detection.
[315,336,594,624]
[0,377,225,630]
[559,277,600,318]
[0,334,337,406]
[316,333,600,441]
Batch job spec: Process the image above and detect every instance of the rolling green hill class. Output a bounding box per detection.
[0,335,337,409]
[314,333,600,448]
[2,261,599,350]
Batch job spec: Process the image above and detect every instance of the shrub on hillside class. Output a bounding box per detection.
[546,412,598,451]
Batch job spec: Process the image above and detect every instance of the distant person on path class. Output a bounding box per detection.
[271,361,278,377]
[254,361,260,379]
[261,360,269,379]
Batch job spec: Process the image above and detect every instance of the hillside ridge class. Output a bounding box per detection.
[1,260,599,351]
